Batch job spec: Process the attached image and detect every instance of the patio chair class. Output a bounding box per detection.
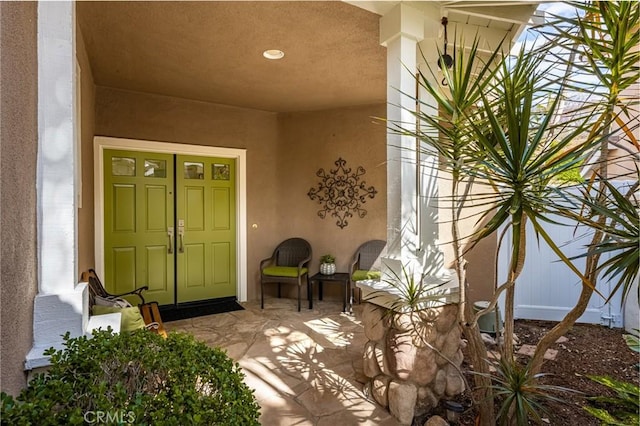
[349,239,386,303]
[260,238,312,312]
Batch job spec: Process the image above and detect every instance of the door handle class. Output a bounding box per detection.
[167,227,174,254]
[178,223,185,253]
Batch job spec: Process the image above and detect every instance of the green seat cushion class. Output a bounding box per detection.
[263,266,308,278]
[92,305,146,332]
[352,270,381,281]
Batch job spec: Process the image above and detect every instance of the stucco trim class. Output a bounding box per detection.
[94,136,248,302]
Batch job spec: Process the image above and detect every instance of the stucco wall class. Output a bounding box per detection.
[439,174,498,303]
[76,22,96,276]
[93,87,388,302]
[277,107,387,299]
[608,148,640,181]
[0,1,38,395]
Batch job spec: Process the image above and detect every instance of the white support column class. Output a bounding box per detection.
[381,4,423,268]
[27,1,87,369]
[378,4,455,293]
[417,14,448,279]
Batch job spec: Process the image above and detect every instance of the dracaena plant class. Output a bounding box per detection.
[380,261,448,312]
[459,41,600,362]
[391,31,599,426]
[564,178,639,303]
[388,3,638,425]
[487,357,577,426]
[526,0,639,377]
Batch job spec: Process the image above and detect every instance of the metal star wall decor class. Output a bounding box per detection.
[307,157,377,229]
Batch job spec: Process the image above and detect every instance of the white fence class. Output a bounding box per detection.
[496,185,634,328]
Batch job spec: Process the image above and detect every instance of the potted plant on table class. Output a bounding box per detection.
[319,254,336,275]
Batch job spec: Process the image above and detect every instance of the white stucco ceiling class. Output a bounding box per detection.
[77,1,539,113]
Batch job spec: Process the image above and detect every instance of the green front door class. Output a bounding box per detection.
[104,150,175,305]
[176,155,236,302]
[103,150,236,305]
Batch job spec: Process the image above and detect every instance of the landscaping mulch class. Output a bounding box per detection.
[456,319,639,425]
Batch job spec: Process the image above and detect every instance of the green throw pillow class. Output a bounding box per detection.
[352,270,382,281]
[263,266,308,278]
[92,305,146,332]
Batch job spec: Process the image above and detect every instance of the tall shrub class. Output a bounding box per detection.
[1,329,261,425]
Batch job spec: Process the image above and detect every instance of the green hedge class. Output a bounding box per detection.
[1,329,260,425]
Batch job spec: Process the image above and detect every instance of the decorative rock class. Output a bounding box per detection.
[435,355,447,367]
[497,333,519,347]
[481,333,496,345]
[434,333,447,351]
[441,329,462,359]
[424,415,449,426]
[360,302,465,425]
[414,386,438,416]
[388,380,417,425]
[487,350,501,361]
[363,303,386,342]
[444,365,465,397]
[418,307,438,323]
[436,340,464,367]
[412,346,437,386]
[393,312,422,333]
[362,380,372,399]
[445,376,465,397]
[451,349,463,366]
[412,318,438,345]
[375,341,391,375]
[432,369,447,396]
[435,347,463,367]
[363,341,381,378]
[435,305,458,333]
[387,330,417,380]
[372,374,391,408]
[517,344,557,361]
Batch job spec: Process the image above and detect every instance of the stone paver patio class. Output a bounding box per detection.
[165,298,400,425]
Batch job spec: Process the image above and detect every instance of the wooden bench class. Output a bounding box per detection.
[82,269,166,338]
[139,302,167,338]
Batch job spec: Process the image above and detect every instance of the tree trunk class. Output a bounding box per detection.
[453,178,496,425]
[503,220,527,360]
[529,217,606,375]
[503,284,516,361]
[529,216,605,376]
[529,283,594,375]
[462,312,495,426]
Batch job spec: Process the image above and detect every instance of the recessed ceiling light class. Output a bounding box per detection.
[263,49,284,60]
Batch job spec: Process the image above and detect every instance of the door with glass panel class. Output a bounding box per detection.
[104,150,175,305]
[176,155,236,302]
[103,150,236,305]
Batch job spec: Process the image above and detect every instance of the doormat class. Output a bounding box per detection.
[160,298,244,322]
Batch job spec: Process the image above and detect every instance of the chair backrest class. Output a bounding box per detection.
[81,269,109,309]
[275,238,312,267]
[355,240,386,270]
